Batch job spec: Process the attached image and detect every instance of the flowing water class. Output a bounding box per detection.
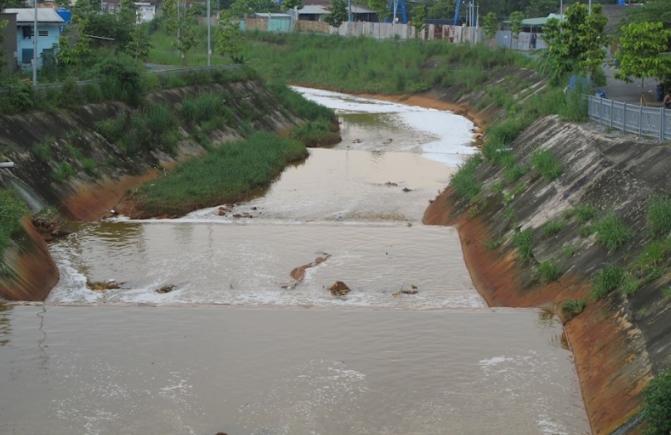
[0,88,590,435]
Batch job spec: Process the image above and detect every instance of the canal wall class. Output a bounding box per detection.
[424,115,670,434]
[0,80,304,300]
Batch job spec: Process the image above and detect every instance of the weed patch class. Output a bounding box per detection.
[593,212,631,251]
[450,155,483,203]
[541,219,566,238]
[537,260,561,283]
[592,264,625,300]
[561,298,586,320]
[647,196,671,238]
[513,228,534,260]
[531,149,563,181]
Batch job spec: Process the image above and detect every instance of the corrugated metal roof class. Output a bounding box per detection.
[521,13,565,26]
[252,12,292,18]
[5,8,65,24]
[299,5,329,15]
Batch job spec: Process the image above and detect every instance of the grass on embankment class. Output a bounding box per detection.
[0,189,29,270]
[133,132,308,217]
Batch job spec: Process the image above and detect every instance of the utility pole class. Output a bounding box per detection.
[588,0,591,15]
[207,0,211,67]
[392,0,397,36]
[347,0,351,36]
[32,0,37,86]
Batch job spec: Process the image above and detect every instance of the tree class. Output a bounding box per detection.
[230,0,255,18]
[281,0,303,12]
[0,20,7,72]
[624,0,671,30]
[163,0,197,67]
[411,5,426,39]
[119,0,139,26]
[323,0,348,29]
[368,0,389,39]
[126,20,153,66]
[509,11,524,48]
[482,11,499,42]
[542,4,611,80]
[615,22,671,102]
[427,1,453,20]
[524,0,556,19]
[216,10,245,63]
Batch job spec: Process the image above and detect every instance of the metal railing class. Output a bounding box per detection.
[588,95,671,141]
[0,64,243,95]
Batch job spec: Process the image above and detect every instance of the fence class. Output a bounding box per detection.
[588,95,671,141]
[0,64,243,95]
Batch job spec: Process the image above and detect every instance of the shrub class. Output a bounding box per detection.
[81,158,98,177]
[562,244,579,258]
[574,204,597,224]
[593,212,631,251]
[541,219,566,238]
[561,298,586,320]
[65,144,84,161]
[451,154,483,202]
[96,114,128,143]
[531,149,563,181]
[620,272,639,296]
[642,368,671,435]
[513,228,534,260]
[52,162,75,182]
[537,260,561,283]
[0,189,29,263]
[592,264,625,300]
[647,196,671,238]
[290,120,340,147]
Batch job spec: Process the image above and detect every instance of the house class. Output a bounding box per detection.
[101,0,157,22]
[5,8,64,70]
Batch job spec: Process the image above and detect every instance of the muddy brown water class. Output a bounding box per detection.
[1,88,590,435]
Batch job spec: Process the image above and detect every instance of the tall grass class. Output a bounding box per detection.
[531,149,563,181]
[593,212,632,251]
[268,83,336,122]
[450,154,483,202]
[513,228,534,260]
[134,132,308,216]
[592,264,625,300]
[0,189,28,265]
[647,196,671,238]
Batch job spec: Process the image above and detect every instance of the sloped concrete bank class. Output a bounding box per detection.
[424,115,671,434]
[0,81,305,300]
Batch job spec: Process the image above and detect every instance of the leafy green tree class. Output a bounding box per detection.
[126,21,152,66]
[482,11,499,40]
[509,10,524,47]
[642,369,671,435]
[56,12,93,74]
[231,0,254,17]
[119,0,139,26]
[427,1,453,20]
[324,0,348,29]
[542,3,611,79]
[281,0,303,12]
[368,0,389,39]
[615,22,671,98]
[624,0,671,30]
[216,10,245,63]
[411,5,426,39]
[163,0,197,67]
[524,0,556,19]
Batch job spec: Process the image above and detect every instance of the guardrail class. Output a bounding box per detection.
[588,95,671,141]
[0,64,243,95]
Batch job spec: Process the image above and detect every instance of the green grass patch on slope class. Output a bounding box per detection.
[0,189,28,267]
[134,132,308,216]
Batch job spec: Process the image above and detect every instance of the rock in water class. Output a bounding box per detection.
[327,281,350,296]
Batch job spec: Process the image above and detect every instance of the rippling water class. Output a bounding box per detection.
[0,88,590,435]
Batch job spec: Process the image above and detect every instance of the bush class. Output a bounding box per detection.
[531,149,563,181]
[93,57,144,106]
[561,298,586,320]
[268,83,336,122]
[53,162,76,182]
[642,369,671,435]
[541,219,566,238]
[290,120,340,147]
[593,212,632,251]
[592,264,625,300]
[537,260,561,283]
[450,155,483,202]
[0,189,28,263]
[96,113,128,143]
[513,228,534,260]
[647,196,671,238]
[81,158,98,177]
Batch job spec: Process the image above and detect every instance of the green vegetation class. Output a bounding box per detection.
[537,260,561,283]
[513,228,534,260]
[531,149,563,181]
[566,203,598,225]
[541,219,566,238]
[642,368,671,435]
[593,212,632,251]
[615,22,671,93]
[53,162,76,182]
[134,132,307,216]
[485,238,503,250]
[291,120,340,147]
[561,298,586,320]
[592,264,625,300]
[620,272,639,296]
[450,155,483,202]
[0,189,28,268]
[562,244,579,258]
[647,196,671,238]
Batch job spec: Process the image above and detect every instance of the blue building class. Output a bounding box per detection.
[5,8,64,70]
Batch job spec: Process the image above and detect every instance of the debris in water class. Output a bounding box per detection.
[402,187,412,192]
[352,138,362,143]
[327,281,350,296]
[87,280,122,291]
[156,285,176,294]
[401,290,418,295]
[383,138,393,145]
[284,254,331,289]
[384,182,398,187]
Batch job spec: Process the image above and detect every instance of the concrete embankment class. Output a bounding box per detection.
[0,80,304,300]
[424,115,671,434]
